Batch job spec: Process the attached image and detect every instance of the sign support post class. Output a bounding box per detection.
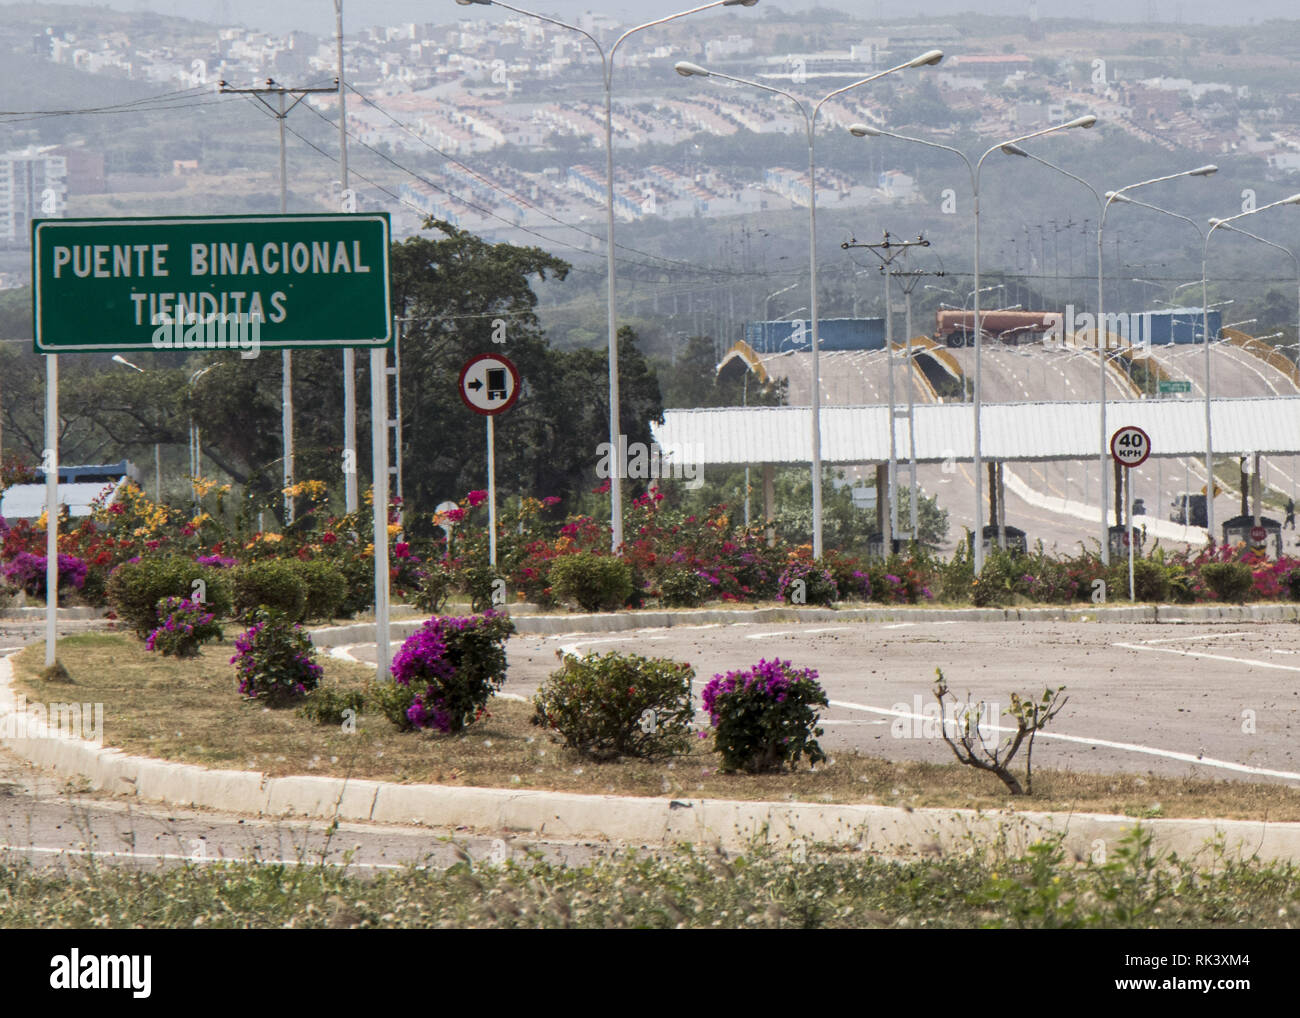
[458,353,521,575]
[44,355,58,668]
[371,347,390,681]
[487,415,497,569]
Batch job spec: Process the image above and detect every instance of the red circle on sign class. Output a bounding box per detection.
[1250,526,1267,543]
[458,353,521,416]
[1110,425,1151,468]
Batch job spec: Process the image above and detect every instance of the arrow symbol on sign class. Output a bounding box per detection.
[467,379,483,391]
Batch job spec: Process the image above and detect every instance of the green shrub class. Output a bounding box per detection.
[107,556,233,638]
[1199,561,1254,603]
[298,688,366,727]
[972,549,1033,607]
[549,553,633,612]
[412,560,454,614]
[233,560,307,621]
[1286,568,1300,602]
[459,561,501,613]
[287,559,348,621]
[336,554,375,617]
[701,658,828,773]
[1130,558,1172,603]
[657,567,712,608]
[377,610,516,733]
[532,651,696,761]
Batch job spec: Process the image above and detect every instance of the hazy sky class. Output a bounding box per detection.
[11,0,1299,36]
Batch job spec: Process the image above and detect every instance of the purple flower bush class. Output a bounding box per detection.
[378,609,516,733]
[3,552,87,597]
[776,560,838,606]
[701,658,829,773]
[145,595,222,657]
[230,608,322,704]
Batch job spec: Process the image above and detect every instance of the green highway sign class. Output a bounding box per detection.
[1158,379,1192,393]
[32,213,391,353]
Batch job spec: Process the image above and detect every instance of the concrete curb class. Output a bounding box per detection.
[0,606,108,621]
[3,652,1300,863]
[307,602,1300,645]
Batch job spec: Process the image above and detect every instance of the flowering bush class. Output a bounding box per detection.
[107,556,233,637]
[701,658,829,773]
[2,552,87,597]
[145,596,222,657]
[376,610,516,733]
[776,559,837,606]
[657,566,713,608]
[532,651,696,760]
[230,609,322,704]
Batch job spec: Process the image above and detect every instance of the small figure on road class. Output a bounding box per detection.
[1286,497,1296,529]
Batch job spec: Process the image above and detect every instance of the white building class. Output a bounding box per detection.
[0,146,67,245]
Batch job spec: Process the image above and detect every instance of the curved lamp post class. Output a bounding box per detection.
[849,114,1097,571]
[1201,194,1300,539]
[1000,148,1216,563]
[674,51,945,558]
[457,0,760,554]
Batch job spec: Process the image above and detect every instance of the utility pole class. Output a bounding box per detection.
[842,232,939,546]
[334,0,359,517]
[218,78,337,526]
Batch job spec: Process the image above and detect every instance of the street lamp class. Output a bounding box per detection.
[1202,193,1300,538]
[1204,220,1299,351]
[111,355,162,503]
[849,113,1098,571]
[458,0,759,555]
[676,48,945,558]
[999,148,1216,564]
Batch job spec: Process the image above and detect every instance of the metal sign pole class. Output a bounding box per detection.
[487,415,497,569]
[1128,467,1136,601]
[370,347,390,681]
[44,354,58,668]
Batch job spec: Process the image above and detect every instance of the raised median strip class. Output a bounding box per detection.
[3,651,1300,864]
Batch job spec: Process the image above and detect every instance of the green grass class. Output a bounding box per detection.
[1,827,1298,928]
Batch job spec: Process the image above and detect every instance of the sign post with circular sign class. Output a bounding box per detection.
[1111,425,1152,603]
[458,354,521,570]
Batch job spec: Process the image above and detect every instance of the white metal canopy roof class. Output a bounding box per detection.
[651,397,1300,465]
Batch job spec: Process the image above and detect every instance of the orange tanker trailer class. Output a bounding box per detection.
[934,309,1064,347]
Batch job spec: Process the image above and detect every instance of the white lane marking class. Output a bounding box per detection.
[1114,642,1300,673]
[744,626,851,639]
[1138,632,1250,645]
[558,635,668,657]
[882,621,959,629]
[826,698,1300,782]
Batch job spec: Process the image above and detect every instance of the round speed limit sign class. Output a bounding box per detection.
[1110,425,1151,468]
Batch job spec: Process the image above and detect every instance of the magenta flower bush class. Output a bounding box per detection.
[3,552,87,597]
[776,560,837,606]
[379,609,516,733]
[145,595,222,657]
[230,608,322,704]
[701,658,829,773]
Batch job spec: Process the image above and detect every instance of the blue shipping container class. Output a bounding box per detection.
[743,317,887,353]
